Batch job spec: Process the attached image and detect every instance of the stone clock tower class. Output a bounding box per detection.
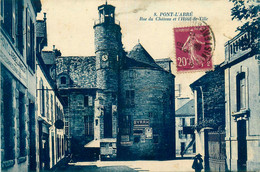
[93,3,123,141]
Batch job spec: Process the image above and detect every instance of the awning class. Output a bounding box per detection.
[84,140,100,148]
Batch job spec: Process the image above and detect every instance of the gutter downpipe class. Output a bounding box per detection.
[228,66,232,171]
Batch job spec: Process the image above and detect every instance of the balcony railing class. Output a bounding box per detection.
[94,19,120,26]
[224,31,253,62]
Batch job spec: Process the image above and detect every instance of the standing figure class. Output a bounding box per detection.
[192,153,203,172]
[182,30,205,67]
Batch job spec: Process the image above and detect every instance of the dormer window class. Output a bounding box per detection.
[60,76,67,85]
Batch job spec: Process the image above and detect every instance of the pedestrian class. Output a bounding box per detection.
[192,153,203,172]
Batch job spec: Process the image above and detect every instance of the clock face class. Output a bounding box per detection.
[102,54,108,61]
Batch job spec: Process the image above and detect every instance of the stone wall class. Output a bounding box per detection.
[59,90,96,160]
[190,66,225,129]
[94,24,122,53]
[1,65,30,171]
[118,68,175,160]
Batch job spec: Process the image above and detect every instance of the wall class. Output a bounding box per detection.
[175,116,195,155]
[190,65,225,171]
[118,68,175,160]
[56,56,96,88]
[225,55,260,171]
[36,58,66,170]
[58,89,95,161]
[0,0,39,171]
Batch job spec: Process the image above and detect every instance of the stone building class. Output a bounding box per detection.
[223,30,260,171]
[56,56,97,161]
[190,65,226,171]
[56,3,175,160]
[0,0,41,171]
[36,48,67,170]
[175,99,195,156]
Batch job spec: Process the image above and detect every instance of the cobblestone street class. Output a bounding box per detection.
[55,159,194,172]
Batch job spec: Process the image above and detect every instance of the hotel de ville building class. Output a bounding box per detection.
[56,3,176,160]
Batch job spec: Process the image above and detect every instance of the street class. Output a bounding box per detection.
[55,159,194,172]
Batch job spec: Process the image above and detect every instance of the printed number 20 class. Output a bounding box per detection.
[177,57,187,66]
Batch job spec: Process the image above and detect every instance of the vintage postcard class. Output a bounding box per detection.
[0,0,258,171]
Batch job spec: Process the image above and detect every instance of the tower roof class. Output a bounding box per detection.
[128,43,161,68]
[98,3,115,10]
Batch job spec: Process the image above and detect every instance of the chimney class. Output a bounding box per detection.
[43,13,47,21]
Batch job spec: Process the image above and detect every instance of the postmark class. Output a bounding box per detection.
[174,25,214,72]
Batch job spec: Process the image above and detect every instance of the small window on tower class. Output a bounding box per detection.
[126,90,135,107]
[84,96,93,107]
[84,96,89,107]
[60,76,66,85]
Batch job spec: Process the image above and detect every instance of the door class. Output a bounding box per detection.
[237,120,247,171]
[181,142,185,156]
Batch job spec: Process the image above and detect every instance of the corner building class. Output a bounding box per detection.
[56,3,175,160]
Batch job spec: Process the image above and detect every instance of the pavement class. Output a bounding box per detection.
[56,159,194,172]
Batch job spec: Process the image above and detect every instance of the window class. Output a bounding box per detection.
[236,72,246,111]
[126,90,135,107]
[2,0,13,38]
[16,0,24,54]
[65,121,69,136]
[57,136,60,159]
[2,70,15,161]
[84,116,94,136]
[88,96,93,106]
[121,115,131,134]
[180,118,185,126]
[129,70,135,78]
[84,96,88,107]
[60,76,66,85]
[39,79,45,116]
[178,130,183,139]
[61,137,64,156]
[190,118,195,126]
[19,92,26,157]
[84,96,93,107]
[50,95,53,122]
[178,130,186,139]
[26,10,35,71]
[56,104,63,120]
[46,89,49,120]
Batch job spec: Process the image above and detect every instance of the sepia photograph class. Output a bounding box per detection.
[0,0,259,171]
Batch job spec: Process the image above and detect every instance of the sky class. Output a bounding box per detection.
[38,0,242,98]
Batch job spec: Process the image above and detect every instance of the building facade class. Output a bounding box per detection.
[175,99,195,156]
[190,65,226,171]
[0,1,68,170]
[0,0,42,171]
[56,56,97,161]
[56,3,175,160]
[223,30,260,171]
[36,49,67,170]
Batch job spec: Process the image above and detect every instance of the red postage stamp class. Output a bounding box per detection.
[174,26,214,72]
